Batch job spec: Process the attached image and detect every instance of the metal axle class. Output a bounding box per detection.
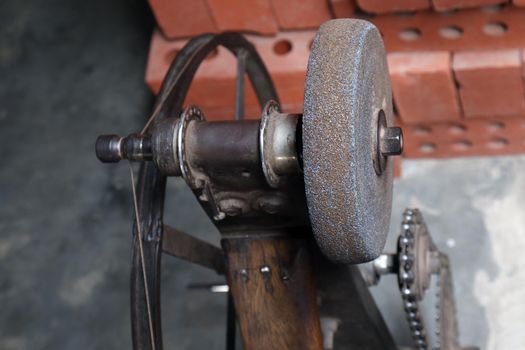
[96,103,403,189]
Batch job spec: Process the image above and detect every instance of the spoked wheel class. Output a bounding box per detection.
[130,33,277,350]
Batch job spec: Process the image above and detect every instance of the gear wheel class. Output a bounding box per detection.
[436,255,460,350]
[397,209,460,350]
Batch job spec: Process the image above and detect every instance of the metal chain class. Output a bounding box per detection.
[397,209,460,350]
[398,209,429,349]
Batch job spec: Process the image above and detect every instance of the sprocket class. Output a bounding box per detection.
[397,209,460,350]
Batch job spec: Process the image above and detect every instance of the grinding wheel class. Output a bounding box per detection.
[303,19,394,264]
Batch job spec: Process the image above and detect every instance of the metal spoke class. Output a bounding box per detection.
[162,225,225,274]
[235,49,248,120]
[129,164,156,350]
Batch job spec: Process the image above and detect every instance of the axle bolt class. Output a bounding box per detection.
[96,135,123,163]
[95,134,152,163]
[380,126,403,156]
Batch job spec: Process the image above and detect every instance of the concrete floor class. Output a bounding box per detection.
[380,156,525,350]
[1,0,524,349]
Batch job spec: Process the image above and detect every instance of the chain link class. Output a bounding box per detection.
[397,209,459,350]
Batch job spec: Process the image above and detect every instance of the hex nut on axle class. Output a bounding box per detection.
[380,126,403,156]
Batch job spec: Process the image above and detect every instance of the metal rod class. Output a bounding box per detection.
[162,224,225,274]
[235,49,248,121]
[129,164,156,350]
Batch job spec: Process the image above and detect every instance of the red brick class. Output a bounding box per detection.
[400,116,525,158]
[270,0,332,29]
[388,52,461,124]
[394,156,402,178]
[145,30,313,120]
[515,0,525,6]
[148,0,217,38]
[206,0,279,35]
[522,49,525,79]
[357,0,430,14]
[371,7,525,53]
[432,0,507,12]
[453,50,525,118]
[329,0,356,18]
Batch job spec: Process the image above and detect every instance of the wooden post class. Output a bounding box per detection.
[222,236,323,350]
